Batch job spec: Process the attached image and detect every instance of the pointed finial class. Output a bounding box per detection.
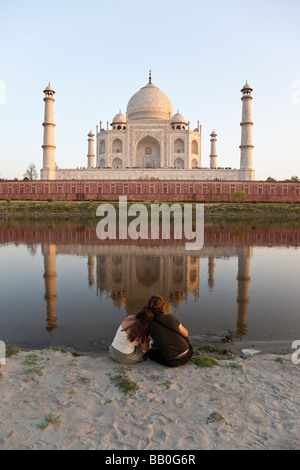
[149,70,152,84]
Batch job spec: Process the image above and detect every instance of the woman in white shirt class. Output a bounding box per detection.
[109,295,164,364]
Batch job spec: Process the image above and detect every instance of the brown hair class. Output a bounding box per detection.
[126,295,165,343]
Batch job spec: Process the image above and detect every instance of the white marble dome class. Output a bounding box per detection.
[171,112,187,124]
[112,112,126,124]
[127,82,173,121]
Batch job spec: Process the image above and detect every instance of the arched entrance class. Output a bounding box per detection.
[174,157,184,169]
[135,136,161,168]
[112,157,123,169]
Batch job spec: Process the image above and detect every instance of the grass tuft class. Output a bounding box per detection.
[206,411,227,424]
[37,412,61,430]
[110,368,140,395]
[190,356,219,368]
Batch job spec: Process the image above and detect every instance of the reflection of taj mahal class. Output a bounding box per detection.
[41,73,255,181]
[42,244,252,337]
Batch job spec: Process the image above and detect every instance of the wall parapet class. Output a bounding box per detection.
[0,179,300,202]
[53,167,254,181]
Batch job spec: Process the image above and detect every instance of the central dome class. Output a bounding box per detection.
[127,82,173,121]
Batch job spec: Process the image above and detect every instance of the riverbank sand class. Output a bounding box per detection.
[0,342,299,450]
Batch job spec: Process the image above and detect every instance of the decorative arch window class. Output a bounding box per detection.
[191,140,198,154]
[174,138,184,154]
[112,138,123,154]
[112,157,123,169]
[174,157,184,169]
[99,140,106,155]
[145,147,152,156]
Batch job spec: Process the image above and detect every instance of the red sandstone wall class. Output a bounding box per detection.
[0,221,299,247]
[0,180,300,202]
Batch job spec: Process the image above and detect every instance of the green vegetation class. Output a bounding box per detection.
[0,200,300,218]
[274,357,285,364]
[5,344,21,358]
[190,356,219,368]
[164,380,173,390]
[224,363,244,372]
[110,367,140,395]
[233,190,247,201]
[22,353,45,376]
[77,376,91,386]
[206,412,227,425]
[48,346,68,353]
[37,412,61,430]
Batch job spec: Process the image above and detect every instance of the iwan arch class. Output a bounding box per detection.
[41,73,255,181]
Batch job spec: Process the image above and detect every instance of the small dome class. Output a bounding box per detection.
[112,112,126,124]
[241,81,253,92]
[171,111,187,125]
[44,83,55,94]
[127,82,173,121]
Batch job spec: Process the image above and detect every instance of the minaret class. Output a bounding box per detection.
[240,81,253,171]
[87,130,95,169]
[209,130,217,169]
[41,83,56,180]
[42,244,57,333]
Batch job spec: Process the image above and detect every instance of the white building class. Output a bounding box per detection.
[41,75,255,181]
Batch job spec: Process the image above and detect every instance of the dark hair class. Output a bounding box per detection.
[126,295,165,343]
[146,294,165,316]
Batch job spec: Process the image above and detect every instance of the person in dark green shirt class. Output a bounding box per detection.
[145,295,193,367]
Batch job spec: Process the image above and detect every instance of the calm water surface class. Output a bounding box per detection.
[0,219,299,353]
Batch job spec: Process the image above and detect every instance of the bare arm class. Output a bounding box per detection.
[122,316,150,351]
[139,336,150,352]
[179,323,188,337]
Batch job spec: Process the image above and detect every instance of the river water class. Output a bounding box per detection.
[0,218,299,353]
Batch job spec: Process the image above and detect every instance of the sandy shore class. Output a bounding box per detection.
[0,341,299,450]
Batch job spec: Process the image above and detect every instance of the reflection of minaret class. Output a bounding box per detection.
[87,255,95,288]
[236,246,252,337]
[42,244,57,333]
[208,256,215,291]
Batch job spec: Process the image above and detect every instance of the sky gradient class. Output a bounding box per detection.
[0,0,299,181]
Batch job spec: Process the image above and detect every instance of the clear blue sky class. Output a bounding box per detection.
[0,0,299,180]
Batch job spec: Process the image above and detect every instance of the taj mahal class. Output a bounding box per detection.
[41,73,255,181]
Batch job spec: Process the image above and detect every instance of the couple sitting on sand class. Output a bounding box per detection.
[109,295,193,368]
